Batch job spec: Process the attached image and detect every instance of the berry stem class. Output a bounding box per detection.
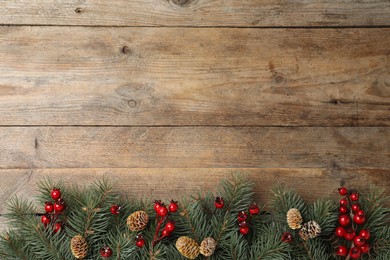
[346,193,357,232]
[152,216,167,247]
[153,233,168,246]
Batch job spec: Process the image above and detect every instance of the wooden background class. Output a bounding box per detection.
[0,0,389,229]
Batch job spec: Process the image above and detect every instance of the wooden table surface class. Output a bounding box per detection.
[0,0,389,228]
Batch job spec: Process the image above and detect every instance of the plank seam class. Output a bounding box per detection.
[0,125,387,128]
[0,24,389,29]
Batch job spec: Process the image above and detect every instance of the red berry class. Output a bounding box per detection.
[281,232,293,243]
[110,205,121,215]
[154,200,162,212]
[336,245,348,257]
[135,235,145,248]
[41,214,51,224]
[44,202,54,213]
[359,229,370,240]
[335,226,346,237]
[239,224,249,235]
[338,187,348,196]
[53,222,62,233]
[349,192,359,201]
[354,236,365,247]
[157,206,168,217]
[161,229,171,237]
[344,228,356,241]
[360,243,370,254]
[51,188,61,200]
[353,214,365,225]
[164,221,175,232]
[351,203,360,212]
[100,246,113,258]
[339,214,351,226]
[340,198,348,207]
[237,211,248,222]
[356,210,365,216]
[215,197,224,209]
[349,247,361,259]
[339,206,348,214]
[54,199,66,212]
[249,203,260,215]
[168,200,178,213]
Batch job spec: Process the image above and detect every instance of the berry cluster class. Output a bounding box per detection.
[149,200,178,247]
[335,187,370,259]
[41,188,66,233]
[214,197,261,236]
[237,202,260,235]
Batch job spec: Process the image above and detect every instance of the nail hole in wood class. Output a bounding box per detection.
[34,138,39,149]
[330,99,341,105]
[75,7,83,14]
[122,45,130,54]
[128,100,137,107]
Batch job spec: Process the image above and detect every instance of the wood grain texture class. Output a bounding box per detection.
[0,27,389,126]
[1,167,389,230]
[0,0,389,27]
[0,127,388,169]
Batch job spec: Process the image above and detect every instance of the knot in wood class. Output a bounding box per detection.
[170,0,194,7]
[74,7,83,14]
[273,73,286,84]
[128,100,137,108]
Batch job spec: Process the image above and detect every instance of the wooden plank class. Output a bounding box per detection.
[0,27,389,126]
[0,0,389,27]
[1,168,389,230]
[0,127,388,169]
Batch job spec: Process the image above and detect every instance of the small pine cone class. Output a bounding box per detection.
[127,210,149,231]
[176,236,200,259]
[199,237,217,257]
[70,235,88,259]
[286,208,303,229]
[299,221,321,241]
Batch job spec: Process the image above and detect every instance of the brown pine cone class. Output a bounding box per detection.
[199,237,217,257]
[127,210,149,231]
[287,208,303,229]
[70,235,88,259]
[176,236,200,259]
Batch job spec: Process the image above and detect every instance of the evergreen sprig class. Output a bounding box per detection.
[0,176,388,259]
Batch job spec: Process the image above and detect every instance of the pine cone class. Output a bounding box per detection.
[127,210,149,231]
[286,208,303,229]
[199,237,216,257]
[299,220,321,241]
[70,235,88,259]
[176,236,200,259]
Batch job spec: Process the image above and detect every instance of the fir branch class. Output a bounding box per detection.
[219,175,254,213]
[179,205,200,242]
[307,199,338,236]
[249,223,290,260]
[302,238,333,260]
[302,241,315,260]
[0,232,28,260]
[228,232,249,260]
[271,186,306,218]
